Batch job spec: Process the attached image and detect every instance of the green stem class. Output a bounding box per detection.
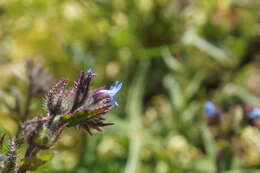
[124,61,149,173]
[71,134,87,173]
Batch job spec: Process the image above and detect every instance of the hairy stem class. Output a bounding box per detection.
[22,80,33,122]
[17,146,39,173]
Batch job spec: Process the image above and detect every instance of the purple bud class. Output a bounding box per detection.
[70,69,96,113]
[47,79,68,115]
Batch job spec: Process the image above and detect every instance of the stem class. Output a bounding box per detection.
[71,134,87,172]
[124,61,149,173]
[16,81,33,136]
[17,146,39,173]
[22,80,33,122]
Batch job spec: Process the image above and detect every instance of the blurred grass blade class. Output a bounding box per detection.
[223,84,260,104]
[124,60,149,173]
[200,124,217,161]
[163,74,184,111]
[183,29,233,66]
[138,46,164,59]
[161,47,184,73]
[182,102,200,123]
[186,73,204,100]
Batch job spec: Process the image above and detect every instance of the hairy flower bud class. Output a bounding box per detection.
[46,79,68,116]
[1,137,17,173]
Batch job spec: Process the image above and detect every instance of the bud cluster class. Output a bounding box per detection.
[0,67,122,173]
[23,69,121,148]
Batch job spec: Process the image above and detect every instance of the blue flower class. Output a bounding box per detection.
[204,101,217,117]
[107,81,122,106]
[93,81,122,106]
[248,108,260,119]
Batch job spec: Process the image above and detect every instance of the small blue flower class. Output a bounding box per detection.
[107,81,122,106]
[248,108,260,119]
[204,101,217,117]
[93,81,122,106]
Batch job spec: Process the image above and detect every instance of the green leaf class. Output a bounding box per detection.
[18,152,54,171]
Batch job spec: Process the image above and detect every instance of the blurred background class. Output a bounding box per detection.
[1,0,260,172]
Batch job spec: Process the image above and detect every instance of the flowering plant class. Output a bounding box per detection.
[0,60,121,173]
